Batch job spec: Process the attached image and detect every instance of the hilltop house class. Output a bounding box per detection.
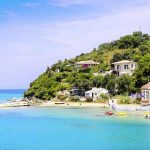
[85,87,108,99]
[141,82,150,106]
[76,60,99,68]
[111,60,136,76]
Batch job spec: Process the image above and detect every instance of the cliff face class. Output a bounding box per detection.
[24,31,150,100]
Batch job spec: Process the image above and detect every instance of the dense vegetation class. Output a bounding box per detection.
[24,32,150,100]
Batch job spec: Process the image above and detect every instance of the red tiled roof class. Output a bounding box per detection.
[141,82,150,90]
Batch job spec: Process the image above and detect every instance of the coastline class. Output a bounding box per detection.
[40,101,109,108]
[0,101,29,108]
[0,100,142,110]
[0,98,150,113]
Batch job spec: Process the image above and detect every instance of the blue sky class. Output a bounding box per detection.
[0,0,150,89]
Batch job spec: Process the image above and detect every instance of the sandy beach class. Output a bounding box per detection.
[0,101,29,108]
[40,101,109,107]
[0,100,150,112]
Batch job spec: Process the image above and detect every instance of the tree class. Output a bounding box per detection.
[134,54,150,90]
[103,75,116,96]
[92,75,104,87]
[116,75,131,95]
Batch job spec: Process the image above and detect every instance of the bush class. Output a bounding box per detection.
[86,97,93,102]
[116,96,132,104]
[135,97,141,104]
[100,94,109,100]
[70,96,80,102]
[57,95,68,101]
[96,94,109,103]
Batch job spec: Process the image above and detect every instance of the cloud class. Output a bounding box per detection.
[0,10,17,17]
[48,0,150,10]
[0,0,150,88]
[48,0,100,7]
[21,2,42,8]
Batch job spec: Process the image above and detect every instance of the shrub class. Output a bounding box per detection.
[135,97,141,104]
[70,96,80,102]
[57,95,68,101]
[116,96,132,104]
[100,94,109,100]
[86,97,93,102]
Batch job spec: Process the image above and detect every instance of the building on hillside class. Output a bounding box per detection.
[76,60,100,68]
[85,87,108,99]
[141,82,150,105]
[111,60,136,76]
[70,87,85,97]
[55,69,60,73]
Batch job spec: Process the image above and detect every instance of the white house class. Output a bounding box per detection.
[85,87,108,99]
[111,60,136,76]
[76,60,99,68]
[141,82,150,105]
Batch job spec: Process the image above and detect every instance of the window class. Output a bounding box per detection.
[146,91,150,100]
[142,91,145,99]
[117,65,121,70]
[124,65,128,69]
[86,93,89,96]
[131,64,134,68]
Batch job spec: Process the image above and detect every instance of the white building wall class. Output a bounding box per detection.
[114,62,136,76]
[142,90,150,101]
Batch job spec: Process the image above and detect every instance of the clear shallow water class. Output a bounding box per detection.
[0,89,26,103]
[0,107,150,150]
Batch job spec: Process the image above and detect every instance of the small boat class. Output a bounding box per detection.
[54,102,65,104]
[144,114,150,119]
[144,112,150,119]
[144,112,150,115]
[105,111,114,115]
[115,112,128,116]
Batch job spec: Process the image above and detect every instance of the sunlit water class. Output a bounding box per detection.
[0,107,150,150]
[0,89,26,103]
[0,90,150,150]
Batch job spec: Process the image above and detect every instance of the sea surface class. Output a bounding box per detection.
[0,90,150,150]
[0,89,26,103]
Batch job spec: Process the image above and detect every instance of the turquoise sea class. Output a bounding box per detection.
[0,89,26,103]
[0,90,150,150]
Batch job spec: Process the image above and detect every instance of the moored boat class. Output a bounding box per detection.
[115,112,128,116]
[105,111,114,115]
[144,112,150,119]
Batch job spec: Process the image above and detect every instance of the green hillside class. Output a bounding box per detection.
[24,31,150,100]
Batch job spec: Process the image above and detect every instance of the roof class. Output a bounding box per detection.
[141,82,150,90]
[85,87,108,93]
[76,60,100,65]
[112,60,135,65]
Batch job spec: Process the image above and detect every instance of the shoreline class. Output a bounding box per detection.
[0,98,150,112]
[40,101,109,108]
[0,100,145,110]
[0,101,29,108]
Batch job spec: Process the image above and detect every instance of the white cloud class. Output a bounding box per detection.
[48,0,150,8]
[48,0,102,7]
[0,0,150,88]
[21,2,42,8]
[0,10,17,17]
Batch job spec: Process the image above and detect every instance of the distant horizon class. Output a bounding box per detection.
[0,0,150,89]
[0,89,27,90]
